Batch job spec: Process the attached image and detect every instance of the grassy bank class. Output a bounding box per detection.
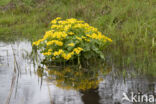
[0,0,155,76]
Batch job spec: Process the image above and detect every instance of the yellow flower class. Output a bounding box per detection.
[58,20,68,24]
[106,37,112,42]
[55,41,63,46]
[62,53,66,58]
[62,53,72,60]
[68,32,74,35]
[51,25,63,29]
[78,47,83,51]
[56,17,62,20]
[64,24,71,31]
[50,17,61,24]
[51,20,57,24]
[58,49,64,54]
[32,41,39,46]
[86,34,91,37]
[53,49,64,56]
[73,47,83,54]
[46,41,54,46]
[48,49,52,52]
[82,36,86,39]
[91,33,97,39]
[42,52,51,56]
[65,53,72,60]
[62,32,67,38]
[70,51,74,55]
[47,40,63,46]
[53,51,59,56]
[43,30,53,40]
[76,36,82,41]
[49,32,67,39]
[68,43,75,47]
[32,39,44,46]
[66,18,77,24]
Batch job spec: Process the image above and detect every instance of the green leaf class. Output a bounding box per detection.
[100,54,105,59]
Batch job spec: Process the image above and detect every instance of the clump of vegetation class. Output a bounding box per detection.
[33,17,112,64]
[0,0,155,75]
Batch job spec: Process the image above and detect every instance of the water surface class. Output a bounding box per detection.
[0,40,155,104]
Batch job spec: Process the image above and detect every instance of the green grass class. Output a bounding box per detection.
[0,0,11,6]
[0,0,155,76]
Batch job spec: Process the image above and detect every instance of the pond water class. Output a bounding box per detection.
[0,40,155,104]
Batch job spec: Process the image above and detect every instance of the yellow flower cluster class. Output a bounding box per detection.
[52,47,83,60]
[86,32,112,42]
[33,17,112,62]
[33,31,67,46]
[47,40,63,46]
[44,31,67,40]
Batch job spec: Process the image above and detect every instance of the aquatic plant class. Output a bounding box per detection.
[33,17,112,64]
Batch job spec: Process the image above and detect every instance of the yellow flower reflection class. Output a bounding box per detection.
[37,66,109,91]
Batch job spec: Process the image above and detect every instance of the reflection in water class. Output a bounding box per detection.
[0,40,155,104]
[37,66,104,91]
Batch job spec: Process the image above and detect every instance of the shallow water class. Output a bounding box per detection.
[0,40,155,104]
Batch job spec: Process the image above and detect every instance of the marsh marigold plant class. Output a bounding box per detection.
[33,17,112,63]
